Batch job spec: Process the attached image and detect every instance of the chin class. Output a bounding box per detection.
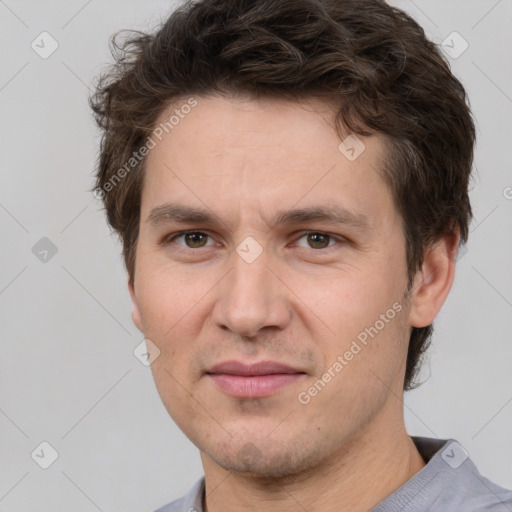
[203,435,324,479]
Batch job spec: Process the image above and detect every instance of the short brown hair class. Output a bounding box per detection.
[90,0,476,390]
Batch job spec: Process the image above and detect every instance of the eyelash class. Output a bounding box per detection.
[162,230,344,251]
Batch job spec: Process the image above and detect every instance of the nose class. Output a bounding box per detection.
[211,246,291,338]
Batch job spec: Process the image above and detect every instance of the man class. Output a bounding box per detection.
[90,0,512,510]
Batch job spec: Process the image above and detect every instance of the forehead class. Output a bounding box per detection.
[141,94,396,229]
[151,94,361,156]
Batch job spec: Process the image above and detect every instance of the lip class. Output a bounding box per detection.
[206,360,307,398]
[207,360,304,376]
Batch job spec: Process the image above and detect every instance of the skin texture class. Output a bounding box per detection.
[129,95,459,512]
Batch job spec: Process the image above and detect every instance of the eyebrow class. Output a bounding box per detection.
[145,203,370,231]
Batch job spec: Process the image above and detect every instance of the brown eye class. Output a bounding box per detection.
[306,233,331,249]
[184,232,208,248]
[294,232,338,250]
[169,231,213,249]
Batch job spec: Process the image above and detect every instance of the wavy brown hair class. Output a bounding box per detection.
[90,0,475,390]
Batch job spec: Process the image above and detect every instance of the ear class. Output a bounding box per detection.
[128,278,144,333]
[408,229,460,328]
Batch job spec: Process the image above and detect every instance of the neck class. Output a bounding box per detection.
[201,404,426,512]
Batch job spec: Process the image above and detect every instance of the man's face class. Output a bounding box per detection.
[129,95,414,477]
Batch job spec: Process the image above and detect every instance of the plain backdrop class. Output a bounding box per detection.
[1,1,511,511]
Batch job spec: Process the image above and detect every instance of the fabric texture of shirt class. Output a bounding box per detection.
[154,436,512,512]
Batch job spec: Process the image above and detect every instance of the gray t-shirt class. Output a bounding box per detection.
[155,437,512,511]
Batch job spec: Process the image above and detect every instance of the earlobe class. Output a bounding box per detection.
[128,278,144,333]
[408,230,460,328]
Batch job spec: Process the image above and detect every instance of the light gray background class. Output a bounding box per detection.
[0,1,511,511]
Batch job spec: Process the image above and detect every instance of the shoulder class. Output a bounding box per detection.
[373,437,512,512]
[449,463,512,511]
[447,471,512,511]
[415,437,512,511]
[153,477,205,512]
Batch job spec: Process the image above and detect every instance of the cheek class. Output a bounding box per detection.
[134,259,224,382]
[149,360,204,438]
[309,273,403,340]
[135,259,205,335]
[307,272,409,394]
[299,307,408,431]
